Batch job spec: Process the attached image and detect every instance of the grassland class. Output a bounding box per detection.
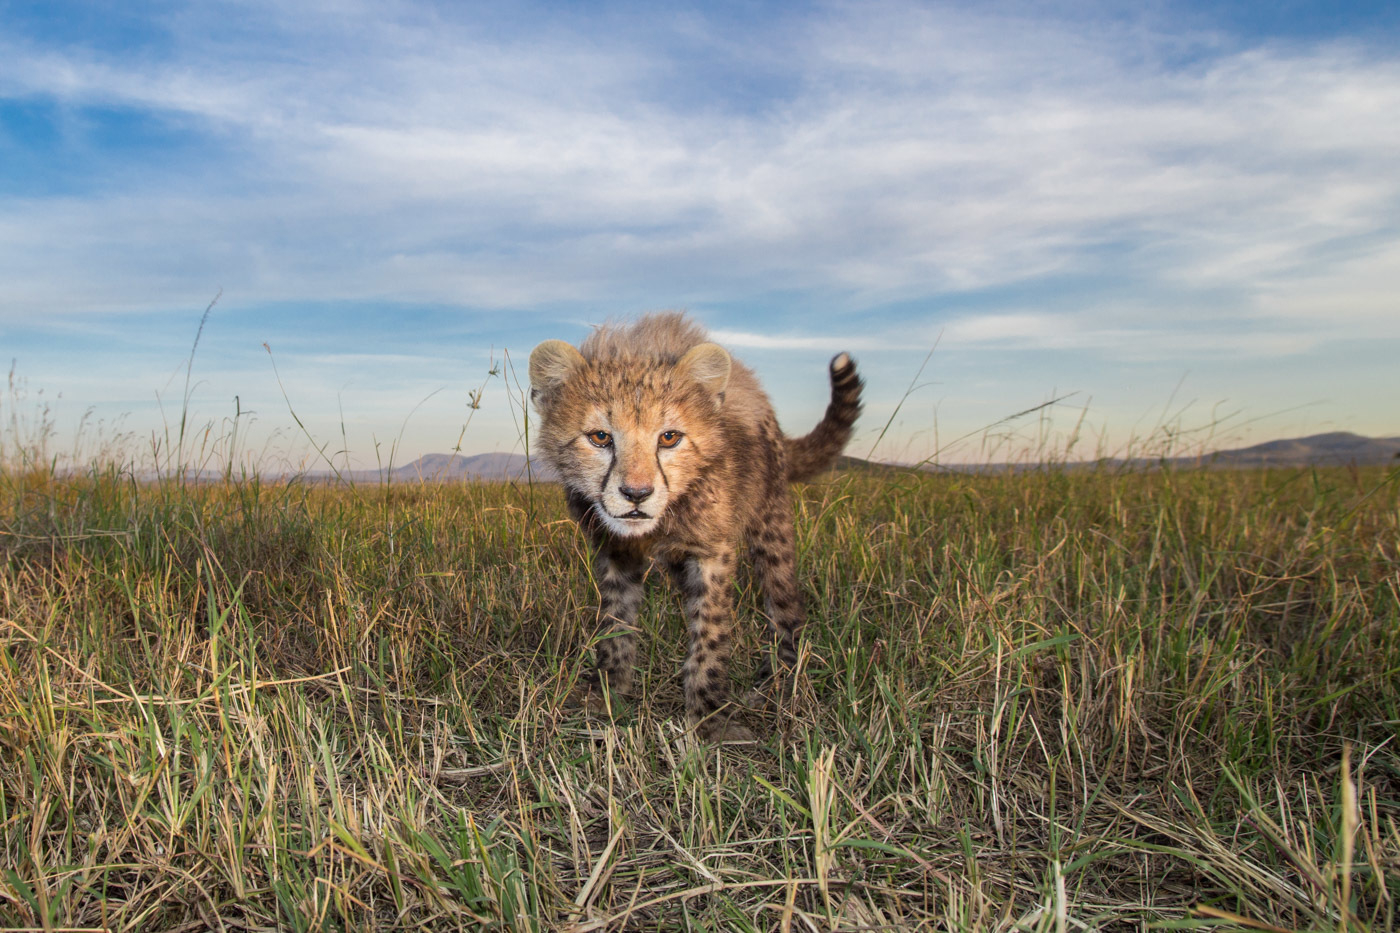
[1,460,1397,931]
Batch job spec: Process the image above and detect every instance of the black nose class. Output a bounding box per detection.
[619,484,654,504]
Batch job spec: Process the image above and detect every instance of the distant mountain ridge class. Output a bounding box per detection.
[333,432,1400,483]
[923,431,1400,473]
[1195,431,1400,467]
[291,452,556,484]
[392,452,557,482]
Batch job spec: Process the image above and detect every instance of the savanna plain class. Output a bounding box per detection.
[1,443,1397,930]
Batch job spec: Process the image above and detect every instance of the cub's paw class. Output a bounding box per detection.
[741,684,773,711]
[569,674,622,716]
[694,714,757,744]
[742,676,794,712]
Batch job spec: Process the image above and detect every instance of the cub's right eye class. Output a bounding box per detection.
[586,430,613,448]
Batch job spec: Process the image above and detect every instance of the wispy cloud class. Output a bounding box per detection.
[2,1,1397,331]
[940,310,1323,358]
[708,330,897,352]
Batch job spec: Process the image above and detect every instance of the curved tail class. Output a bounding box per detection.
[786,352,864,481]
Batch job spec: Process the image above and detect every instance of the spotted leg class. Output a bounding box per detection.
[748,495,804,705]
[580,545,646,709]
[671,551,753,741]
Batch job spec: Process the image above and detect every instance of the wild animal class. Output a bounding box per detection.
[528,313,863,740]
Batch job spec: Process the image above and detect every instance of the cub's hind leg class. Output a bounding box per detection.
[748,495,805,705]
[581,545,645,709]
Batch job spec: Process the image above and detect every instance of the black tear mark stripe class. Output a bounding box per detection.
[600,444,616,498]
[654,449,670,491]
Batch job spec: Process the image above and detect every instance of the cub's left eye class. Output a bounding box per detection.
[658,431,683,449]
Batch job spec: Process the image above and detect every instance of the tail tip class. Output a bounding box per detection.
[830,351,853,374]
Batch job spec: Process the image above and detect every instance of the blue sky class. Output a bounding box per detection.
[2,0,1398,470]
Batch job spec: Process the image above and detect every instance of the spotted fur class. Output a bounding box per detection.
[529,313,863,739]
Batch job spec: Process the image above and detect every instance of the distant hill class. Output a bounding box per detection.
[957,432,1400,472]
[834,454,910,474]
[898,432,1400,474]
[1192,432,1400,467]
[290,452,556,484]
[391,452,557,482]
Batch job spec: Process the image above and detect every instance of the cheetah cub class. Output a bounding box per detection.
[529,313,863,740]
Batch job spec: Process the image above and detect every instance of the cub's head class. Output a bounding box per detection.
[528,339,731,538]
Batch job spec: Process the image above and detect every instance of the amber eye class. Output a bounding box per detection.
[658,430,683,449]
[586,430,612,448]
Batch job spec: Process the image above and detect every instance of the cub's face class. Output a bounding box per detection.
[529,340,731,538]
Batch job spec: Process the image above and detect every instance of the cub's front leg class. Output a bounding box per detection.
[582,544,646,706]
[671,551,754,741]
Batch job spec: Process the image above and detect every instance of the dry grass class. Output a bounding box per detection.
[1,460,1397,931]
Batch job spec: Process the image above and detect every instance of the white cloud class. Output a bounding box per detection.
[707,329,896,352]
[943,313,1065,344]
[1252,239,1400,328]
[934,307,1326,359]
[297,352,457,367]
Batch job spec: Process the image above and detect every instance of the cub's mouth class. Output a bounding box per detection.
[593,502,653,522]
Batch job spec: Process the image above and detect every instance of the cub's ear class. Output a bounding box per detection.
[676,342,731,404]
[529,340,586,394]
